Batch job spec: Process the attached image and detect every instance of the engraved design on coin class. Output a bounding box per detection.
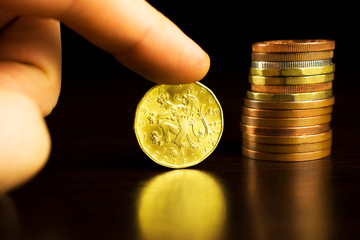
[134,82,223,168]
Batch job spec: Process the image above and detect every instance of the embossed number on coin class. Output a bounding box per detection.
[134,82,224,168]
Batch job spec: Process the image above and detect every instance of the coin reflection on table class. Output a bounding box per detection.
[137,170,226,240]
[246,157,334,240]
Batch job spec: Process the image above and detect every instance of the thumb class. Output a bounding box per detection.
[0,89,50,195]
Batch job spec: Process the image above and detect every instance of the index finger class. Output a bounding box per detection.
[0,0,210,84]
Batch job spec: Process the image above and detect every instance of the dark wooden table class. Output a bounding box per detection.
[1,70,360,240]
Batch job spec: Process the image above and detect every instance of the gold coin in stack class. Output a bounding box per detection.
[241,39,335,161]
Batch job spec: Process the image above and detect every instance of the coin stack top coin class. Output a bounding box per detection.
[241,39,335,161]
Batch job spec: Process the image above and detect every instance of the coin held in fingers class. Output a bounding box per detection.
[134,82,224,168]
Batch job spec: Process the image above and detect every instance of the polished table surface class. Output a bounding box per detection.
[1,72,360,240]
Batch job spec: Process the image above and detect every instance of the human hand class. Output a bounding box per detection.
[0,0,210,194]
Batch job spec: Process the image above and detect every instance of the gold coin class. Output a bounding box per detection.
[251,82,332,93]
[242,106,333,118]
[242,130,332,145]
[240,123,331,136]
[243,139,332,153]
[252,39,335,53]
[134,82,223,168]
[247,90,332,101]
[249,73,334,85]
[251,51,334,61]
[242,147,331,161]
[250,64,335,76]
[241,114,332,127]
[243,97,335,110]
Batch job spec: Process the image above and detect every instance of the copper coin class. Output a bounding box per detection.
[240,123,331,136]
[251,82,332,93]
[242,130,332,145]
[243,97,335,110]
[241,114,332,127]
[242,139,332,153]
[251,51,334,61]
[242,106,333,118]
[242,147,331,161]
[252,39,335,53]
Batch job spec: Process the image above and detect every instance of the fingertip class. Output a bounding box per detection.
[115,26,211,85]
[149,48,211,85]
[193,50,211,83]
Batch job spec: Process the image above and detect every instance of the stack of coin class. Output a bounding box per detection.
[241,40,335,161]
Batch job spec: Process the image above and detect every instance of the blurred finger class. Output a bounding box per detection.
[0,16,61,116]
[0,89,50,194]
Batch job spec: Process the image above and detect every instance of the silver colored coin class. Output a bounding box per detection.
[251,59,333,69]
